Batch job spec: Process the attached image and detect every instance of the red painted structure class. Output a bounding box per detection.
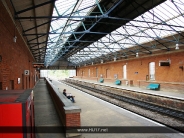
[0,89,34,138]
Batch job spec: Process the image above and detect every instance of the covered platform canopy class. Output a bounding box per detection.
[10,0,184,69]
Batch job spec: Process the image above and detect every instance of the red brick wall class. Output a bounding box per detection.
[0,1,36,90]
[65,113,81,127]
[76,51,184,92]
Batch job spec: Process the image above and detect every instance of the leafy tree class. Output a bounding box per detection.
[47,70,69,80]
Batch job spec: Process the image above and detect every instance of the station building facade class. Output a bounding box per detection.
[76,49,184,92]
[0,1,36,90]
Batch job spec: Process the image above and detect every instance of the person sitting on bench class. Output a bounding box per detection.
[63,89,75,103]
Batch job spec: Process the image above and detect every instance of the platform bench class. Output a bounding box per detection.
[115,80,121,85]
[99,78,104,83]
[147,83,160,90]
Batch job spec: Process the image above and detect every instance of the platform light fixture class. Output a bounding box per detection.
[175,43,179,50]
[136,52,139,57]
[114,57,116,61]
[13,36,17,43]
[13,24,17,43]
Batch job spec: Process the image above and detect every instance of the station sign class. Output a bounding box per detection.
[24,70,29,75]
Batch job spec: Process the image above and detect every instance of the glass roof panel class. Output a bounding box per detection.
[45,0,101,66]
[45,0,184,66]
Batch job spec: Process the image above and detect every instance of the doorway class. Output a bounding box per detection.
[149,62,155,80]
[9,80,14,90]
[0,82,2,90]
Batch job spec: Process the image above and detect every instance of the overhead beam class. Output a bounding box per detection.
[15,0,56,15]
[23,32,60,36]
[15,16,184,29]
[27,34,47,42]
[24,21,51,33]
[31,46,47,51]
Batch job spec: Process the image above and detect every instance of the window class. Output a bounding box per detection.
[123,65,127,79]
[149,62,155,80]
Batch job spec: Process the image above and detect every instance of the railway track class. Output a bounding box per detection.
[62,80,184,133]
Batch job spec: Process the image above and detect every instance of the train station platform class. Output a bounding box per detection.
[33,79,184,138]
[33,79,65,138]
[71,78,184,100]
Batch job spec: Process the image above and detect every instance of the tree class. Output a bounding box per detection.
[48,70,69,79]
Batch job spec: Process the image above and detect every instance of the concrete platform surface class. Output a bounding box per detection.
[50,79,184,138]
[34,80,65,138]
